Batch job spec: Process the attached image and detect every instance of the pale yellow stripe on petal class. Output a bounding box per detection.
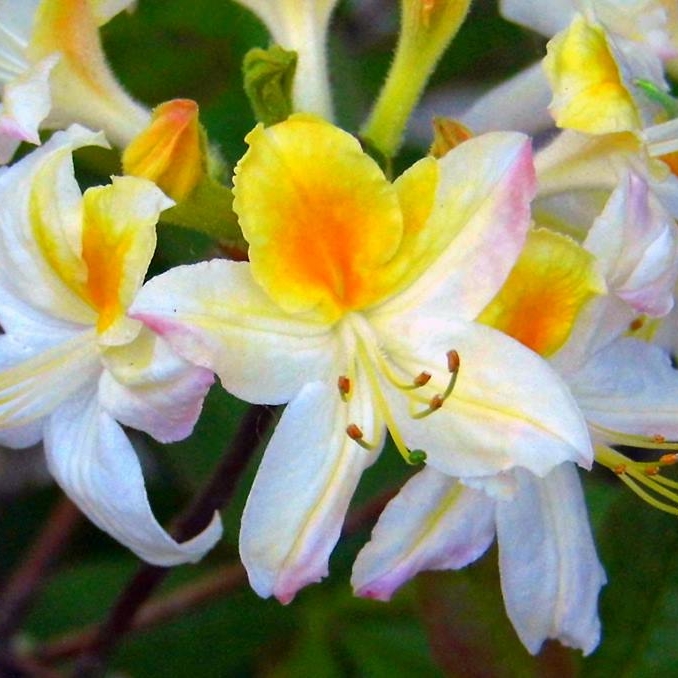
[544,15,640,135]
[233,115,404,322]
[0,330,99,428]
[478,229,605,357]
[29,150,89,300]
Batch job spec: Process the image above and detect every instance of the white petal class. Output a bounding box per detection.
[131,260,338,404]
[0,329,100,429]
[44,393,222,566]
[496,465,605,655]
[99,329,214,443]
[459,62,554,136]
[0,125,107,325]
[569,337,678,438]
[375,133,536,322]
[0,55,58,159]
[500,0,573,36]
[352,466,495,600]
[381,318,592,477]
[240,381,377,602]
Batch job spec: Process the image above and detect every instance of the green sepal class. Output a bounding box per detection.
[635,78,678,118]
[243,45,298,126]
[160,177,247,255]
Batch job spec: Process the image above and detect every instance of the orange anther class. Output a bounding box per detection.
[613,464,627,475]
[413,371,432,387]
[338,375,351,397]
[653,434,666,444]
[645,466,661,476]
[429,394,444,411]
[446,349,460,373]
[629,318,644,332]
[660,453,678,465]
[346,423,363,440]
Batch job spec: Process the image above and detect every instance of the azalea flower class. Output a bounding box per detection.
[0,125,221,565]
[0,0,150,163]
[352,169,678,655]
[131,113,592,602]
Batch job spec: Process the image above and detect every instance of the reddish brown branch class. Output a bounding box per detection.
[0,497,81,642]
[70,403,276,678]
[37,562,247,664]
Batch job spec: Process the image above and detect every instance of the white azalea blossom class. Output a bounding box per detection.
[131,114,592,602]
[0,125,221,565]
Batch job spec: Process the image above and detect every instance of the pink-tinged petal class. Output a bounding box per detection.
[131,260,338,405]
[0,54,58,161]
[45,392,222,565]
[375,133,536,323]
[352,466,495,600]
[99,329,214,443]
[380,317,592,477]
[569,338,678,438]
[240,381,377,602]
[0,329,100,430]
[585,171,678,317]
[496,465,605,655]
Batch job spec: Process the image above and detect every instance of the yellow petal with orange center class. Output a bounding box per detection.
[81,177,161,335]
[233,115,405,322]
[544,14,640,135]
[123,99,205,202]
[478,229,605,357]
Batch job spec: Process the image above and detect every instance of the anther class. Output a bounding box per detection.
[346,423,363,440]
[447,349,460,374]
[614,464,627,475]
[629,318,644,332]
[660,453,678,465]
[346,423,376,451]
[413,371,431,387]
[338,375,351,401]
[645,465,661,476]
[653,434,666,444]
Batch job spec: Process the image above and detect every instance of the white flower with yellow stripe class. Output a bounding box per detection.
[131,113,592,602]
[0,0,150,163]
[0,125,221,565]
[352,169,678,655]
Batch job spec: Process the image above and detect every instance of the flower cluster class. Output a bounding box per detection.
[2,0,678,660]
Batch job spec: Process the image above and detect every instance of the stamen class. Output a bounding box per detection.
[338,375,351,401]
[412,349,460,418]
[346,423,376,451]
[596,443,678,515]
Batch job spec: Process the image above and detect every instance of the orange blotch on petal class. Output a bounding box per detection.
[478,229,604,357]
[233,115,405,321]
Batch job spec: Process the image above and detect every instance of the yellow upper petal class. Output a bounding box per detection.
[233,115,406,322]
[544,14,641,135]
[478,229,605,357]
[81,176,168,338]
